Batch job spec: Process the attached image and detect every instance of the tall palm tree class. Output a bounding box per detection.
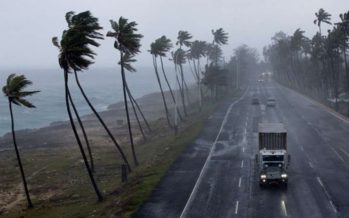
[189,40,207,109]
[117,52,148,139]
[3,74,40,208]
[176,31,192,111]
[150,39,172,127]
[210,28,228,65]
[156,36,184,122]
[314,8,332,36]
[107,17,143,166]
[172,48,188,116]
[52,13,103,201]
[65,11,133,172]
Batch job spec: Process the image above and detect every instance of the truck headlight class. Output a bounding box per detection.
[260,174,266,179]
[281,173,287,178]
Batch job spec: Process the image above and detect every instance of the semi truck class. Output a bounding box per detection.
[256,123,290,187]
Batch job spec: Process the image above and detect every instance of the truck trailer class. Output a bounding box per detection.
[256,123,290,187]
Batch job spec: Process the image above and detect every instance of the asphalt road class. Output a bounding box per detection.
[135,80,349,218]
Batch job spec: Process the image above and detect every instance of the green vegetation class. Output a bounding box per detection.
[3,74,40,208]
[1,9,246,217]
[1,101,217,218]
[264,9,349,116]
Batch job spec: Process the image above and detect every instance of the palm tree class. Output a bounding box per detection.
[212,28,228,45]
[176,31,192,48]
[118,53,148,139]
[176,31,192,112]
[52,12,103,201]
[209,28,228,65]
[172,48,188,116]
[107,17,143,166]
[156,36,184,122]
[150,39,172,127]
[3,74,40,208]
[314,8,332,36]
[189,40,207,109]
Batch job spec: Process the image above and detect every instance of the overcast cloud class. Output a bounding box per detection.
[0,0,347,69]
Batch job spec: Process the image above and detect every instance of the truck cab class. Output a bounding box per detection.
[256,123,290,187]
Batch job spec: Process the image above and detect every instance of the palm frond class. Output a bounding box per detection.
[3,74,39,108]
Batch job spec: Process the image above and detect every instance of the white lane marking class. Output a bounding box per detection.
[300,145,304,151]
[308,161,314,169]
[242,147,245,153]
[331,147,345,162]
[235,200,239,214]
[339,148,349,158]
[238,177,242,188]
[241,160,244,168]
[317,176,337,213]
[329,200,338,213]
[281,200,287,216]
[180,87,249,218]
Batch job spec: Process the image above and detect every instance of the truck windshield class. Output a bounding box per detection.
[263,155,284,161]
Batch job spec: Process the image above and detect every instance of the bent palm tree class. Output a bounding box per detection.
[156,36,184,121]
[150,39,172,127]
[189,40,207,109]
[52,12,103,201]
[210,28,228,65]
[176,31,192,111]
[63,11,131,172]
[314,8,332,35]
[107,17,143,166]
[3,74,39,208]
[212,28,229,46]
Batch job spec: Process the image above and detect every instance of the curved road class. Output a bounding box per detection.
[135,80,349,218]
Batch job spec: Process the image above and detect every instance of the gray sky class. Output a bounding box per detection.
[0,0,346,69]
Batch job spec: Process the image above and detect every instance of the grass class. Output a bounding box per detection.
[0,102,217,218]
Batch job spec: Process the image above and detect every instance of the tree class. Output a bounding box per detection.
[314,8,332,35]
[150,39,172,128]
[176,31,192,48]
[176,31,193,112]
[189,40,207,109]
[212,28,228,45]
[156,36,184,122]
[63,11,132,171]
[3,74,40,208]
[52,11,103,201]
[172,48,188,116]
[107,17,143,166]
[209,28,228,65]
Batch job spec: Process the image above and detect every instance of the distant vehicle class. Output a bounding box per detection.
[256,123,290,188]
[251,97,260,105]
[257,79,264,82]
[266,98,276,107]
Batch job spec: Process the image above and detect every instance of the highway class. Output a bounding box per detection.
[135,80,349,218]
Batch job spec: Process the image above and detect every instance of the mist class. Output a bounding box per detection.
[0,0,347,69]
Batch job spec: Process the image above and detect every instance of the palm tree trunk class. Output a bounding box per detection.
[125,84,152,133]
[120,51,139,166]
[64,72,103,201]
[153,56,172,128]
[67,90,95,173]
[73,71,131,172]
[176,73,187,116]
[159,57,184,121]
[9,100,33,208]
[126,88,146,140]
[179,64,192,106]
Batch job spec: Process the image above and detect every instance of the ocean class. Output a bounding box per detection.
[0,66,195,136]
